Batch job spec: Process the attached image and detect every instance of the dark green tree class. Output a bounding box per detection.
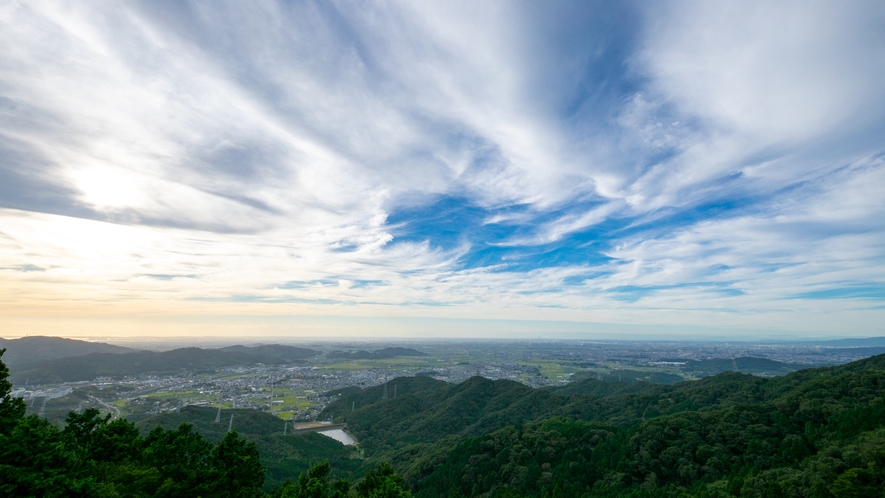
[357,462,413,498]
[831,468,879,498]
[0,348,26,435]
[204,429,266,497]
[0,348,91,496]
[271,461,349,498]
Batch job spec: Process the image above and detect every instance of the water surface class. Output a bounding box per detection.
[318,429,356,445]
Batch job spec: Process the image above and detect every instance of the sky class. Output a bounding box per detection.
[1,0,884,340]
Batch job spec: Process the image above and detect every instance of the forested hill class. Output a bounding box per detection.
[0,336,135,368]
[0,349,406,497]
[681,356,807,376]
[406,354,885,497]
[320,368,796,452]
[324,354,885,497]
[327,347,427,360]
[218,344,321,360]
[136,406,366,491]
[10,344,320,384]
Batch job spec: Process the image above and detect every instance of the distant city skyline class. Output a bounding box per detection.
[1,1,884,338]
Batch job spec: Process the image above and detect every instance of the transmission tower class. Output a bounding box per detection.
[76,402,83,415]
[215,405,222,423]
[38,398,47,418]
[351,401,355,413]
[270,379,275,414]
[228,414,234,432]
[393,383,397,399]
[283,421,287,435]
[382,381,388,401]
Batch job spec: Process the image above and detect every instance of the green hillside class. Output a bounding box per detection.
[317,355,885,496]
[406,355,885,497]
[137,405,287,442]
[323,376,449,420]
[138,406,365,490]
[682,356,808,376]
[322,371,779,456]
[566,369,685,386]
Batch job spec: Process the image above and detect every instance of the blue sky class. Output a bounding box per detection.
[0,0,884,339]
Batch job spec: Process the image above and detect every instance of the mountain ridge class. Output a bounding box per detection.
[0,336,135,368]
[10,344,320,384]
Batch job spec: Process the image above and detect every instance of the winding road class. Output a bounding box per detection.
[88,395,121,420]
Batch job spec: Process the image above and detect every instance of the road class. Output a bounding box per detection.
[88,395,121,420]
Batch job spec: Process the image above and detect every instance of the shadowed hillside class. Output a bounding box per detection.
[406,354,885,497]
[138,405,365,490]
[0,336,134,369]
[323,355,885,462]
[682,356,810,376]
[11,344,319,384]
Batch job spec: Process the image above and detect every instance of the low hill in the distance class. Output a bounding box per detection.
[681,356,808,376]
[217,344,320,360]
[327,347,427,360]
[10,344,319,384]
[554,357,808,389]
[568,368,685,385]
[0,336,135,368]
[811,336,885,347]
[826,346,885,356]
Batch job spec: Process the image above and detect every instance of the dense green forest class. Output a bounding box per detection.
[0,349,407,497]
[135,406,366,490]
[324,355,885,497]
[4,348,885,497]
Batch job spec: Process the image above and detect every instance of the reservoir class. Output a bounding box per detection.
[318,429,356,446]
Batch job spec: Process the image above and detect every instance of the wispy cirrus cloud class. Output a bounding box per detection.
[0,0,883,338]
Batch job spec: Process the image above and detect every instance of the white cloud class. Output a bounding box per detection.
[640,1,885,143]
[627,0,885,211]
[604,155,885,308]
[0,0,883,337]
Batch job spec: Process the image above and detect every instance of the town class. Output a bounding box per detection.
[13,338,882,430]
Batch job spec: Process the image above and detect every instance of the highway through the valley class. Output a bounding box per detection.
[89,395,121,420]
